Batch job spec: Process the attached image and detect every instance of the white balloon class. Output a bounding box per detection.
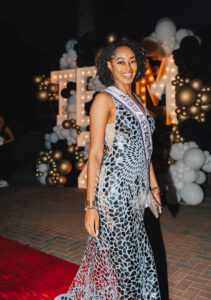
[45,140,51,150]
[187,141,198,149]
[187,29,194,36]
[175,181,184,190]
[44,134,50,140]
[202,158,211,172]
[38,163,49,173]
[181,183,204,205]
[195,171,206,184]
[61,129,70,138]
[38,173,47,185]
[195,36,202,44]
[49,132,59,144]
[170,143,185,161]
[161,44,172,57]
[155,18,177,42]
[183,169,196,183]
[176,190,182,202]
[176,28,189,43]
[183,148,205,170]
[65,39,77,52]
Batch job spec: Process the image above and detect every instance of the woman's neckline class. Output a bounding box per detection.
[113,85,147,116]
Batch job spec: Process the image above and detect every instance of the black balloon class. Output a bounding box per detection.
[67,82,76,91]
[61,88,70,98]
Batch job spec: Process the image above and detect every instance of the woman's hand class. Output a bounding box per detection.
[85,209,99,239]
[152,189,162,206]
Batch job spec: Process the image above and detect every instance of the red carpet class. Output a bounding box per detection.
[0,237,79,300]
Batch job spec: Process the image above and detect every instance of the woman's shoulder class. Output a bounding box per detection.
[92,91,115,108]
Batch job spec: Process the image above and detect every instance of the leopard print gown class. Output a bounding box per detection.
[55,86,161,300]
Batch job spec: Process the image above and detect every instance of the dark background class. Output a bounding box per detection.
[0,0,211,131]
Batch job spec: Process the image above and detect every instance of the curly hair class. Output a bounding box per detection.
[95,39,147,87]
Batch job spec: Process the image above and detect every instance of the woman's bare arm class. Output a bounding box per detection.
[85,92,113,238]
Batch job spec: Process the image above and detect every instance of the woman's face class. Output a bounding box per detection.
[107,46,137,86]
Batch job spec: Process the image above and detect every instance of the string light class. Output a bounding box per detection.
[150,55,178,125]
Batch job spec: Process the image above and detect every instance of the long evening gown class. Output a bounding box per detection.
[55,86,161,299]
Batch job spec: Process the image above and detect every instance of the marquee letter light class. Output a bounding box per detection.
[136,61,159,106]
[51,66,97,188]
[150,55,178,125]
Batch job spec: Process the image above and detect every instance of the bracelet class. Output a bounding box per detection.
[85,205,97,211]
[151,186,160,192]
[85,200,96,206]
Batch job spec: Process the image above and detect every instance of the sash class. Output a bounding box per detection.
[105,86,153,164]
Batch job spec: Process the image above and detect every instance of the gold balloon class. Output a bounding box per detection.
[176,86,197,107]
[106,33,117,43]
[187,105,201,116]
[176,108,182,114]
[172,125,177,132]
[46,175,56,186]
[62,120,72,129]
[182,111,188,116]
[57,159,72,175]
[201,92,211,105]
[40,154,48,163]
[37,90,48,101]
[49,169,55,175]
[52,150,63,161]
[177,114,190,122]
[190,79,203,91]
[67,145,75,153]
[200,117,206,122]
[79,152,85,158]
[58,175,67,185]
[201,104,211,112]
[196,98,201,104]
[170,133,175,142]
[76,161,85,171]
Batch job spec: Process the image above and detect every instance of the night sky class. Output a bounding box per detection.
[1,0,211,129]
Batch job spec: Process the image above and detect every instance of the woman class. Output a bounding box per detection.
[56,39,162,299]
[0,115,15,188]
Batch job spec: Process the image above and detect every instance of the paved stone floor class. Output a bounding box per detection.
[0,170,211,300]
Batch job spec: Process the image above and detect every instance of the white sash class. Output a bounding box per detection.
[105,86,153,163]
